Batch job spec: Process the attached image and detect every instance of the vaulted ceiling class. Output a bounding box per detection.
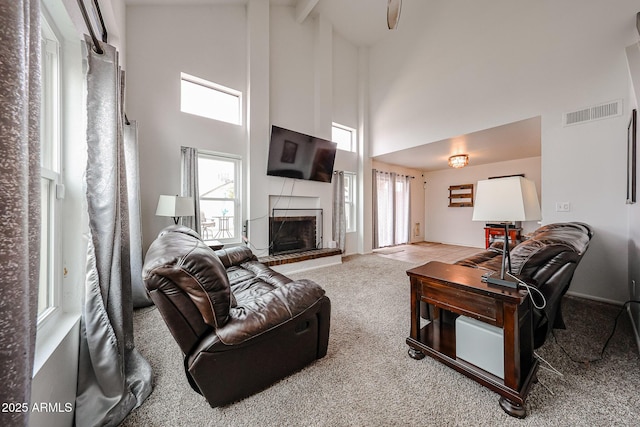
[124,0,542,171]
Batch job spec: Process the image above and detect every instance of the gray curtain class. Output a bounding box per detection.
[125,121,152,307]
[0,1,41,426]
[181,146,201,235]
[332,170,346,252]
[75,37,152,427]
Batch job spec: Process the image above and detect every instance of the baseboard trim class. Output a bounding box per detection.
[566,291,640,353]
[565,290,625,306]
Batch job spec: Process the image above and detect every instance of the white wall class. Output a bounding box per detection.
[266,8,337,256]
[270,6,315,134]
[368,0,639,304]
[126,5,247,249]
[333,32,359,132]
[246,0,270,256]
[423,157,542,248]
[333,32,360,254]
[626,42,640,345]
[127,4,362,256]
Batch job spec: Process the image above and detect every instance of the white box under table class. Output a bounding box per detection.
[456,315,504,379]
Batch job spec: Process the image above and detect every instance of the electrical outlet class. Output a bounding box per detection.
[555,202,571,212]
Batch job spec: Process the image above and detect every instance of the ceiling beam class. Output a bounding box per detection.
[295,0,319,24]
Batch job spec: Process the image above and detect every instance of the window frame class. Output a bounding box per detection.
[197,151,243,245]
[180,72,242,125]
[332,122,357,152]
[38,12,63,326]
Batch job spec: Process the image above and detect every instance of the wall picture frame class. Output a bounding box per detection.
[627,109,637,204]
[281,140,298,164]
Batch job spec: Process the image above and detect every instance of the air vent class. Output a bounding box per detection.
[563,100,622,126]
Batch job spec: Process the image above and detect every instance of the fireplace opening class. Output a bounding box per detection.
[269,209,322,256]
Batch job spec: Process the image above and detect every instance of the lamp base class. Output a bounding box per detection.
[481,274,519,289]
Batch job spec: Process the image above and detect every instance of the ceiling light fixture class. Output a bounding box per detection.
[448,154,469,169]
[387,0,402,30]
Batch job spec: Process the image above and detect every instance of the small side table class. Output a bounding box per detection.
[484,226,521,249]
[406,261,538,418]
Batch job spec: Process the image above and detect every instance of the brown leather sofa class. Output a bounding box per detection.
[454,222,593,348]
[142,225,331,407]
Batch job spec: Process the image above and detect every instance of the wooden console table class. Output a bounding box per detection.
[406,261,538,418]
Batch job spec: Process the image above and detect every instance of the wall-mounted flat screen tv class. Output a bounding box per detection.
[266,125,337,183]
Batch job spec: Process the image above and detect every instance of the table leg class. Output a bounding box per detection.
[500,301,527,418]
[408,278,425,360]
[499,397,526,419]
[502,302,521,391]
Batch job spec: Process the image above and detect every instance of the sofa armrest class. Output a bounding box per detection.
[214,246,257,268]
[216,279,326,345]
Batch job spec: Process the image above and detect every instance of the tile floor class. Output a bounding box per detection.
[373,241,484,265]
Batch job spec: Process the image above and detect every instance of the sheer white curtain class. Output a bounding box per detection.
[373,170,393,248]
[395,174,411,245]
[373,170,411,249]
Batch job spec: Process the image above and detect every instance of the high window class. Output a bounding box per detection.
[181,72,242,125]
[198,152,242,244]
[332,122,356,152]
[38,14,62,321]
[344,172,356,233]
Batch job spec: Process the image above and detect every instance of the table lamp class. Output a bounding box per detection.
[472,176,541,288]
[155,195,194,224]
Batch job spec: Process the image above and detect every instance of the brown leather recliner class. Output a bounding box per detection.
[454,222,593,348]
[142,225,331,407]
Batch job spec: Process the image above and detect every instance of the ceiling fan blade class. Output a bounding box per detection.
[387,0,402,30]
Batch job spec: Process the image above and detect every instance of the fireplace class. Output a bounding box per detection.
[269,209,322,256]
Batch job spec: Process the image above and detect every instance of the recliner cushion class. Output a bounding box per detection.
[143,225,232,329]
[510,239,579,277]
[217,279,326,345]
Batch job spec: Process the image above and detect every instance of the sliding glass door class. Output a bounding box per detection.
[373,170,411,249]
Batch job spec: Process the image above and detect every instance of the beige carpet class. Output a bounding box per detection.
[122,254,640,426]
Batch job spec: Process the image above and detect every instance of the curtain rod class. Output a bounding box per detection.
[92,0,108,43]
[373,169,415,179]
[76,0,106,54]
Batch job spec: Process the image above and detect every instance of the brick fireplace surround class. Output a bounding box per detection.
[262,209,341,267]
[269,215,318,255]
[262,214,340,266]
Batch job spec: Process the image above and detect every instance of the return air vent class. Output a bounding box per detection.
[563,100,622,126]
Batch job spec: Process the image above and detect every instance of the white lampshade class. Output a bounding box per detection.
[472,176,541,222]
[155,195,194,218]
